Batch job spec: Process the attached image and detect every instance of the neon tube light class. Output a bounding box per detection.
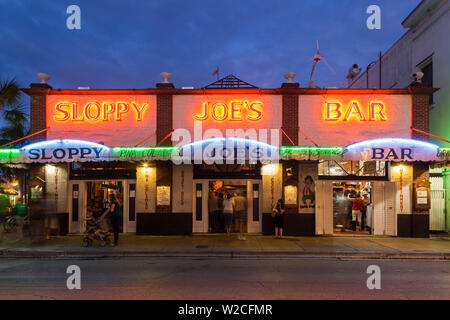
[346,138,439,151]
[21,139,111,150]
[180,137,279,150]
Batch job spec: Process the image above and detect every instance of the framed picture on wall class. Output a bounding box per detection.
[157,186,171,206]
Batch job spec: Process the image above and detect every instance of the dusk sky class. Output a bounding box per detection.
[1,0,420,91]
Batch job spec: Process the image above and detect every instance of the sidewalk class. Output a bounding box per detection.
[1,233,449,259]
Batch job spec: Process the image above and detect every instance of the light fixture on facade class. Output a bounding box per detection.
[261,163,278,175]
[46,164,56,173]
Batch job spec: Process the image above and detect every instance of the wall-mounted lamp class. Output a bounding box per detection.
[261,163,278,176]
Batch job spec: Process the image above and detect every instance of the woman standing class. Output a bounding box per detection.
[222,193,234,236]
[102,194,122,246]
[272,199,285,238]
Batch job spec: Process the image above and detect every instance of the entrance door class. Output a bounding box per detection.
[315,180,333,235]
[69,180,133,233]
[373,181,396,236]
[247,180,262,233]
[69,181,85,233]
[430,175,445,231]
[124,180,137,233]
[192,179,262,233]
[193,180,209,233]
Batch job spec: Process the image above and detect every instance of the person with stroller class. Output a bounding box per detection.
[102,193,122,246]
[82,203,111,247]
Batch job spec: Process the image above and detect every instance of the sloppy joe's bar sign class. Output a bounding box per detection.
[53,101,148,122]
[298,95,411,146]
[47,95,157,147]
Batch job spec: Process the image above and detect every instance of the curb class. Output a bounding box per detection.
[1,250,449,260]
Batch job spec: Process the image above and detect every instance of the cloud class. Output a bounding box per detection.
[0,0,420,90]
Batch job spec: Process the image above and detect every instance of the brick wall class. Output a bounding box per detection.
[156,83,174,146]
[28,83,51,142]
[411,93,430,141]
[281,83,299,145]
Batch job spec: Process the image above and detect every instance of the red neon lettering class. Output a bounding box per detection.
[325,102,342,121]
[211,102,228,121]
[130,102,148,121]
[369,102,387,121]
[102,103,116,121]
[54,103,70,121]
[230,101,242,121]
[84,102,101,121]
[116,102,129,121]
[72,103,83,121]
[343,100,366,121]
[247,102,263,121]
[193,102,209,121]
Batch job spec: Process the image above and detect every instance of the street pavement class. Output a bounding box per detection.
[1,233,450,259]
[0,257,449,299]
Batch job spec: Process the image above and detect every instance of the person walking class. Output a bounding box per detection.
[352,193,364,232]
[0,193,11,243]
[12,200,27,241]
[208,192,219,232]
[361,193,371,231]
[222,193,234,237]
[272,199,285,238]
[102,194,122,246]
[233,191,247,240]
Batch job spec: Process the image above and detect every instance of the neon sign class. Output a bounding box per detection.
[53,101,149,122]
[324,100,387,122]
[345,138,440,162]
[21,139,110,162]
[193,101,263,122]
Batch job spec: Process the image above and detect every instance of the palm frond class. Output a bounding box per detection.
[0,78,21,109]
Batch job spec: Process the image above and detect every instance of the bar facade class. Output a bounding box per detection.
[3,78,445,238]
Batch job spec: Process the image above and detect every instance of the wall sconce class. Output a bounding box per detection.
[261,163,278,175]
[46,164,56,173]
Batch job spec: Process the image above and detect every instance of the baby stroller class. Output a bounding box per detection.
[82,216,111,247]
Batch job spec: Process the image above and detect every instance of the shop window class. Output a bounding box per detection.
[319,160,388,180]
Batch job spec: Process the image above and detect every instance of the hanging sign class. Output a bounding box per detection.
[344,138,440,162]
[21,139,111,163]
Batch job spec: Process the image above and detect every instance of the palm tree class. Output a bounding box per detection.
[0,104,29,147]
[0,77,28,200]
[0,78,21,112]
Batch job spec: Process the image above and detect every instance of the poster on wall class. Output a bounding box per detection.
[298,162,318,213]
[284,185,297,205]
[157,186,171,206]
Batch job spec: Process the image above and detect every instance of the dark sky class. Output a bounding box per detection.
[1,0,419,91]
